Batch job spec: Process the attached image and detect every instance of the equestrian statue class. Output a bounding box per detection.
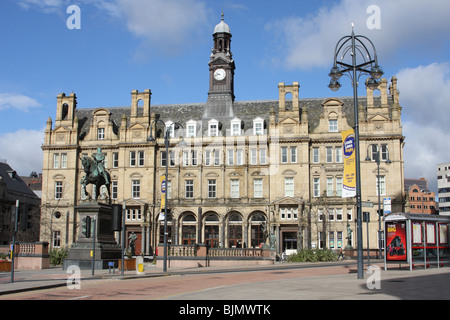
[81,147,111,203]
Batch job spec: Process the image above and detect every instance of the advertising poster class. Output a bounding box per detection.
[439,224,448,244]
[341,128,356,198]
[412,222,422,244]
[386,221,407,261]
[426,223,436,244]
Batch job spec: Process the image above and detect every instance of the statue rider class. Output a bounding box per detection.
[92,147,109,185]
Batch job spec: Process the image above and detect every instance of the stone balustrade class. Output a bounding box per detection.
[13,242,50,270]
[156,244,274,269]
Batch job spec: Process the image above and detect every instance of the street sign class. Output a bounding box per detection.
[363,211,370,222]
[384,198,392,214]
[361,201,374,208]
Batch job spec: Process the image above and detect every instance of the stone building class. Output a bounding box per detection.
[40,15,405,256]
[0,161,41,245]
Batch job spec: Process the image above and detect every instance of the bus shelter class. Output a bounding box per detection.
[384,212,450,271]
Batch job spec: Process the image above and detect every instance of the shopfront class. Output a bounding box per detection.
[384,212,450,271]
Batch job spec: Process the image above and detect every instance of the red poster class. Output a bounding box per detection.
[386,221,407,261]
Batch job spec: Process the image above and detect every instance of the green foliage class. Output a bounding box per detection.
[286,249,338,263]
[49,247,68,266]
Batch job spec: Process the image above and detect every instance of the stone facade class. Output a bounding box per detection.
[0,162,41,245]
[40,16,405,256]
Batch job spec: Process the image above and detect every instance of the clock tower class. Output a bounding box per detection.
[204,13,235,119]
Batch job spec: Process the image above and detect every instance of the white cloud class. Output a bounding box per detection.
[263,0,450,195]
[16,0,209,56]
[92,0,121,18]
[116,0,209,56]
[17,0,67,13]
[18,0,65,7]
[0,93,42,112]
[17,0,120,16]
[397,62,450,193]
[0,129,44,176]
[265,0,450,70]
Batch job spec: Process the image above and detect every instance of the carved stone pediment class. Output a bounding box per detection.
[368,114,389,122]
[273,196,303,205]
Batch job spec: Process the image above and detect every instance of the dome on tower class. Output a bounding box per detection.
[213,13,231,34]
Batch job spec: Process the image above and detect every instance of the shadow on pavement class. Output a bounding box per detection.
[359,271,450,299]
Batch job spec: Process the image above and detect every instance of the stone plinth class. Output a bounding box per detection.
[63,201,121,270]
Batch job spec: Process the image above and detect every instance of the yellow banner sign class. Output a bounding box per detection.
[159,175,166,221]
[341,128,356,198]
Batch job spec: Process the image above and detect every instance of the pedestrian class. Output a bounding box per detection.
[338,248,344,260]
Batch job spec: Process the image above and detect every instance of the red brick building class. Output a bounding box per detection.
[405,178,436,214]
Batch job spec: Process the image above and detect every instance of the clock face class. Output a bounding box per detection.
[214,68,226,81]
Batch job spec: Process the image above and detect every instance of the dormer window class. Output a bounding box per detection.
[253,117,264,135]
[166,121,174,138]
[97,127,105,140]
[328,119,338,132]
[186,120,196,138]
[208,119,219,137]
[230,118,241,136]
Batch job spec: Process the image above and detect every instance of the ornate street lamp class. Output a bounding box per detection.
[148,119,186,272]
[328,24,383,279]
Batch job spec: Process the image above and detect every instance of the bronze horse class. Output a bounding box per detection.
[81,156,111,203]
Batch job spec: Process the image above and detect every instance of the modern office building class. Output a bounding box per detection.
[437,163,450,214]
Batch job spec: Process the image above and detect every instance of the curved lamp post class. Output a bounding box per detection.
[328,25,383,279]
[148,119,186,272]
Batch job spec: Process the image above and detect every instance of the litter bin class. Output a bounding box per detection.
[136,256,144,275]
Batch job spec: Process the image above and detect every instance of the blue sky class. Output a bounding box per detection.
[1,0,450,194]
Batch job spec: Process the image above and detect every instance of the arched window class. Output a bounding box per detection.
[328,112,338,132]
[158,213,172,245]
[284,92,293,111]
[205,213,219,248]
[228,212,243,248]
[62,103,69,120]
[250,212,266,248]
[181,213,196,245]
[137,99,144,116]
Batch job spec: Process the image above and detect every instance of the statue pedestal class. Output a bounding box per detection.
[261,246,276,259]
[63,201,121,270]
